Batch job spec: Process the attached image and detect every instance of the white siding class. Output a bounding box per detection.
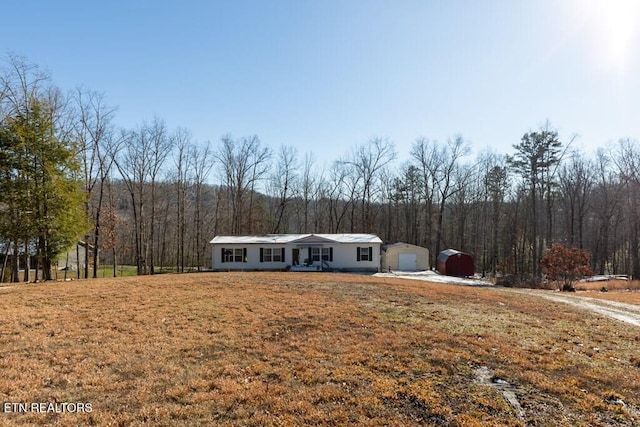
[58,243,90,272]
[212,245,261,270]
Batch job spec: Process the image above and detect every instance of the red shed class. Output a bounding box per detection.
[436,249,474,277]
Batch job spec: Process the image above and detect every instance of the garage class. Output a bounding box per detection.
[381,243,430,272]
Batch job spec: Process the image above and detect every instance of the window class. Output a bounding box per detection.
[309,248,333,261]
[358,246,372,262]
[260,248,284,262]
[308,247,332,262]
[221,248,247,263]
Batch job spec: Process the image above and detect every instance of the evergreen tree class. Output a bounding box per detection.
[506,126,562,278]
[1,97,86,280]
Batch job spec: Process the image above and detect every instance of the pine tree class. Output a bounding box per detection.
[1,97,86,280]
[507,126,562,278]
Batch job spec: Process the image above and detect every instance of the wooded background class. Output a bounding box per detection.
[2,55,639,283]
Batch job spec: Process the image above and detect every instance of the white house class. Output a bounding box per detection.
[57,241,94,274]
[210,234,382,272]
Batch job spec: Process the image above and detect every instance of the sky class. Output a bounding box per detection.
[2,0,640,166]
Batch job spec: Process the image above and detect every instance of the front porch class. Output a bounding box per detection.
[290,243,332,272]
[289,259,333,271]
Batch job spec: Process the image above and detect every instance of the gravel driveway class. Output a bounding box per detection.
[512,289,640,327]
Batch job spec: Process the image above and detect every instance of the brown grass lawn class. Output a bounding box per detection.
[1,273,639,426]
[574,279,640,292]
[574,279,640,305]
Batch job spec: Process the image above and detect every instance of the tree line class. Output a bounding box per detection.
[2,54,640,283]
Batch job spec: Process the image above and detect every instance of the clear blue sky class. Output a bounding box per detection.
[2,0,639,165]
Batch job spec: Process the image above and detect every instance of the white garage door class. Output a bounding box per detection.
[398,253,417,271]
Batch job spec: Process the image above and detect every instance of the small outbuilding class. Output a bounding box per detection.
[381,242,430,272]
[57,241,94,273]
[436,249,474,277]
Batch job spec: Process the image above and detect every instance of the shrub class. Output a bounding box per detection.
[540,244,593,291]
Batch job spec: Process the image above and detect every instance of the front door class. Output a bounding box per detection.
[292,248,300,266]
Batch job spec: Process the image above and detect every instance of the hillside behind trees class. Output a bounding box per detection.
[2,55,640,284]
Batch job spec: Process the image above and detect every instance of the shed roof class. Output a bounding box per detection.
[436,249,469,263]
[210,233,382,245]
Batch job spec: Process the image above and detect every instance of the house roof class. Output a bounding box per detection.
[210,233,382,245]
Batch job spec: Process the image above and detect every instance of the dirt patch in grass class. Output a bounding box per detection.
[0,272,639,426]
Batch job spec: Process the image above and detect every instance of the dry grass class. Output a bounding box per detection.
[575,279,640,292]
[574,279,640,305]
[1,272,639,426]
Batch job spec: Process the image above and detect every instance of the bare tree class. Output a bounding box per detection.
[111,128,148,274]
[146,117,172,274]
[341,137,396,233]
[189,141,214,270]
[430,136,470,260]
[171,128,192,272]
[590,149,623,274]
[0,53,50,118]
[410,137,440,253]
[310,165,330,233]
[296,152,316,233]
[246,138,271,234]
[324,162,352,233]
[389,163,423,245]
[483,158,509,275]
[269,145,299,233]
[448,162,477,252]
[110,119,171,275]
[558,152,593,248]
[73,88,117,278]
[215,135,271,234]
[378,167,401,243]
[612,138,640,279]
